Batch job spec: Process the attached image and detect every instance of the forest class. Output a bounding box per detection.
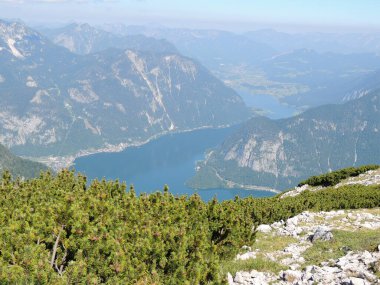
[0,167,379,284]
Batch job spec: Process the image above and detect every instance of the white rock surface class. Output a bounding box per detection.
[309,226,333,242]
[257,224,272,233]
[229,208,380,284]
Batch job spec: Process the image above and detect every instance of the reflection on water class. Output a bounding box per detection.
[74,127,276,201]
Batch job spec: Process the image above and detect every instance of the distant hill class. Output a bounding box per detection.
[0,143,48,178]
[188,90,380,191]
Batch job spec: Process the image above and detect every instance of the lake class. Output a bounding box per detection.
[238,89,299,119]
[74,127,276,201]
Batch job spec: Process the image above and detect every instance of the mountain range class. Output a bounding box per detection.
[39,24,380,111]
[41,23,177,55]
[0,20,249,164]
[188,89,380,191]
[96,25,380,108]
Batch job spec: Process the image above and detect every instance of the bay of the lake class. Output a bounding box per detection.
[73,127,276,201]
[237,89,299,119]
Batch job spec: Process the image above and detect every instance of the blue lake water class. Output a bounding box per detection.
[74,127,276,201]
[238,90,299,119]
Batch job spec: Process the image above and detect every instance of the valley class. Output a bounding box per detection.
[73,126,277,201]
[1,2,380,284]
[2,19,380,195]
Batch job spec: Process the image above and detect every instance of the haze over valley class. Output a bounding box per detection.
[1,15,380,195]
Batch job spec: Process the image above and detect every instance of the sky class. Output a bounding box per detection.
[1,0,380,32]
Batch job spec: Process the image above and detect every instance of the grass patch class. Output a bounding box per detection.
[303,229,380,267]
[220,233,295,277]
[254,233,298,252]
[221,254,287,276]
[361,208,380,215]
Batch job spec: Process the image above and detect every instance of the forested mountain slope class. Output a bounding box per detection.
[0,143,48,178]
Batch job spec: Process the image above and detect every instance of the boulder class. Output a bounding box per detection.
[236,251,256,261]
[256,224,272,233]
[349,277,367,285]
[309,226,333,242]
[280,269,303,283]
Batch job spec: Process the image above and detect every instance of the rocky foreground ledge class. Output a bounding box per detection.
[228,208,380,285]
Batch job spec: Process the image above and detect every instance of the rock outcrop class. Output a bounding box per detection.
[229,208,380,284]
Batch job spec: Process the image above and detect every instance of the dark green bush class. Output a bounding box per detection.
[298,165,379,187]
[0,167,379,284]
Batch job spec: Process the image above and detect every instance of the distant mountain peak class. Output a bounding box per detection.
[40,22,178,55]
[0,19,46,59]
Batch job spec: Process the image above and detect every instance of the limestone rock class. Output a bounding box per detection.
[257,224,272,233]
[309,226,333,242]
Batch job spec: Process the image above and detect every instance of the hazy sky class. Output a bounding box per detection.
[1,0,380,32]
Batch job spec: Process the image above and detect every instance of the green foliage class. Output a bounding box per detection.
[298,164,380,187]
[0,169,379,283]
[220,254,287,276]
[0,170,253,284]
[247,184,380,225]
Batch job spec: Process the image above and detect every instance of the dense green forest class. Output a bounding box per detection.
[0,167,379,284]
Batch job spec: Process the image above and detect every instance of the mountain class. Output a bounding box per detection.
[0,143,48,178]
[188,90,380,191]
[342,69,380,102]
[41,23,177,55]
[0,20,250,162]
[112,25,380,109]
[106,25,276,69]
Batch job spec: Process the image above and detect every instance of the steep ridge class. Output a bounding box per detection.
[189,90,380,191]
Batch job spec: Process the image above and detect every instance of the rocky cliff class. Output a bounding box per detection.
[189,90,380,190]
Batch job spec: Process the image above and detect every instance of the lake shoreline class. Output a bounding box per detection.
[24,124,237,171]
[24,124,279,198]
